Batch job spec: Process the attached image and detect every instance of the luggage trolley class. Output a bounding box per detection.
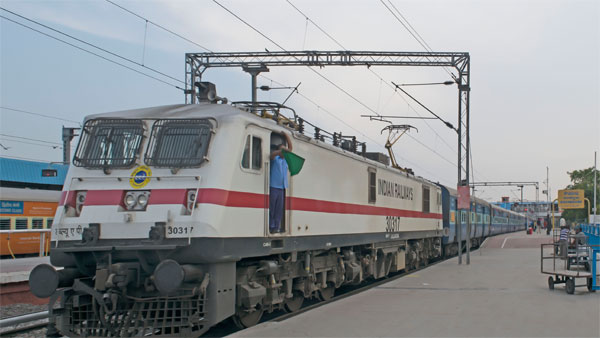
[540,225,599,294]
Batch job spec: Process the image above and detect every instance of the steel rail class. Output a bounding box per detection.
[0,311,48,337]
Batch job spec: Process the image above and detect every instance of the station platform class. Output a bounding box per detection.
[0,256,50,284]
[233,231,600,337]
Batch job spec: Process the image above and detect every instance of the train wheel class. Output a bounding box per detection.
[318,285,335,301]
[284,291,304,312]
[547,276,554,290]
[565,278,575,295]
[232,307,264,329]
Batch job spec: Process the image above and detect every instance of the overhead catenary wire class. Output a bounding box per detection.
[284,0,458,159]
[380,0,456,81]
[0,106,80,124]
[0,133,62,146]
[285,0,457,145]
[0,7,184,85]
[0,13,184,91]
[0,138,63,149]
[212,0,381,116]
[381,0,481,187]
[104,0,213,52]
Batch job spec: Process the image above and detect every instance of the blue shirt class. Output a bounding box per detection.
[270,155,289,189]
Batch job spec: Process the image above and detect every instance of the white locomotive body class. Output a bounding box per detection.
[32,101,446,336]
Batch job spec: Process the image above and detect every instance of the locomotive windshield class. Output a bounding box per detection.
[73,119,144,168]
[144,119,212,168]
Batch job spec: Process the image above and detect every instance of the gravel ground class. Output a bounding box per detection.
[0,304,49,337]
[0,303,47,319]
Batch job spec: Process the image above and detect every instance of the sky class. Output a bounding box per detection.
[0,0,598,203]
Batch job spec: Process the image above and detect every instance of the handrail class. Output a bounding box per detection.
[1,229,52,258]
[0,229,51,234]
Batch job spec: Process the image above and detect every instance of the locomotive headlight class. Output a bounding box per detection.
[137,193,148,207]
[124,193,137,209]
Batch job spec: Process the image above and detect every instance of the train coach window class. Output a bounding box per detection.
[242,136,262,170]
[145,119,213,168]
[15,218,27,230]
[422,186,430,213]
[0,218,10,230]
[74,119,144,168]
[32,218,43,229]
[368,168,376,203]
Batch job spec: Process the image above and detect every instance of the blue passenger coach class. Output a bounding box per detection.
[439,184,527,257]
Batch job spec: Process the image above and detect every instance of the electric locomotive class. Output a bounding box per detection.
[29,83,523,336]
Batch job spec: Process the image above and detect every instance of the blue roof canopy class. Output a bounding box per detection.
[0,157,68,186]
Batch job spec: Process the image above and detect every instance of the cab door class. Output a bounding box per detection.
[240,129,268,236]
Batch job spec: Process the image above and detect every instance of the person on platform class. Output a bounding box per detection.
[559,223,569,259]
[269,132,292,233]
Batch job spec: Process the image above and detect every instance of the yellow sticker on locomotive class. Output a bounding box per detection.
[129,165,152,189]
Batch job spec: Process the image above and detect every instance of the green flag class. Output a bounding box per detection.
[282,150,305,176]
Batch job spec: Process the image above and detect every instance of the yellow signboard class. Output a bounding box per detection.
[558,189,585,209]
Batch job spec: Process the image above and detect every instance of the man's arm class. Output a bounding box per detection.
[283,132,293,152]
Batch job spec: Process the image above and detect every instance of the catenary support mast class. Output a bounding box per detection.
[185,50,471,263]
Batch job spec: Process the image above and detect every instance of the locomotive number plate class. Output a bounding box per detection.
[167,226,194,236]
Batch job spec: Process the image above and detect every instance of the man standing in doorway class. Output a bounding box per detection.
[269,132,292,233]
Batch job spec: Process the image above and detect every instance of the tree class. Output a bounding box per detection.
[561,167,600,223]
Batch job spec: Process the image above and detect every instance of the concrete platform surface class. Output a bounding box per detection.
[233,232,600,338]
[0,256,50,283]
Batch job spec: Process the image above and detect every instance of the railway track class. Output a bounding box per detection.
[0,279,50,337]
[0,312,48,337]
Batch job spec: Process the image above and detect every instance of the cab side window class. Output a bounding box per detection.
[422,186,430,213]
[241,135,262,170]
[368,168,376,204]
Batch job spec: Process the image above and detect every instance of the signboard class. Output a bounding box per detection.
[558,189,585,209]
[0,201,24,214]
[0,201,56,216]
[457,186,471,209]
